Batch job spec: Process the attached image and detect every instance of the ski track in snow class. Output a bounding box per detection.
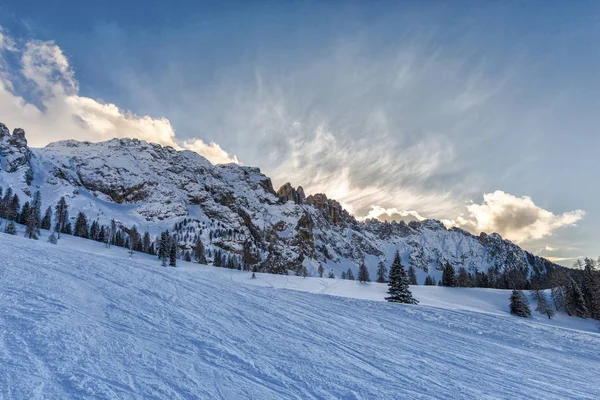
[1,233,599,400]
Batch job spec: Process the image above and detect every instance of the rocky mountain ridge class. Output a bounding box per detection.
[0,122,560,287]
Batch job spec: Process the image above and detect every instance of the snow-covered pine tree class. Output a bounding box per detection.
[47,232,57,245]
[385,251,418,304]
[376,261,387,283]
[408,265,417,285]
[28,191,42,238]
[328,270,335,279]
[4,220,17,235]
[318,263,324,278]
[424,275,434,286]
[509,290,531,317]
[341,271,347,280]
[358,262,370,282]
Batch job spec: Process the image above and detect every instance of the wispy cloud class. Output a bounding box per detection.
[0,28,238,165]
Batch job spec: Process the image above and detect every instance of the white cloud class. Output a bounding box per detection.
[0,30,238,165]
[360,206,426,223]
[447,190,584,243]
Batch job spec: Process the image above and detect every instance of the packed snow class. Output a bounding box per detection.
[1,231,599,399]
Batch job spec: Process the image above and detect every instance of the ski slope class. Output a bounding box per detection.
[1,232,599,399]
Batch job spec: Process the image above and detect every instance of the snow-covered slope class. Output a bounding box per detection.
[0,123,562,285]
[1,232,599,399]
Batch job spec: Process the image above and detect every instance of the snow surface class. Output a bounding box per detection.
[1,231,599,399]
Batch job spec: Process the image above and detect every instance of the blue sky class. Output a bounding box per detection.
[0,1,599,264]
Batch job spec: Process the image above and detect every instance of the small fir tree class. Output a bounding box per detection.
[47,232,58,245]
[385,251,418,304]
[4,220,17,235]
[358,262,370,282]
[346,268,355,281]
[442,262,457,287]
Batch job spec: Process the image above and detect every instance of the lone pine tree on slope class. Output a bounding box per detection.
[358,262,370,282]
[510,290,531,318]
[385,251,418,304]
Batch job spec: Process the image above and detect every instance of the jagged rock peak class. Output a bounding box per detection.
[305,193,355,225]
[276,182,306,204]
[0,123,10,137]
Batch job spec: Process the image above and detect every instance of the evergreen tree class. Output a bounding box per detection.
[442,262,457,287]
[213,249,222,267]
[341,271,347,280]
[457,267,472,287]
[318,263,324,278]
[25,215,39,239]
[169,239,177,267]
[31,191,42,226]
[4,220,17,235]
[531,290,554,319]
[19,202,30,225]
[54,197,68,238]
[184,251,192,262]
[407,265,417,285]
[8,193,20,221]
[194,240,207,264]
[385,251,418,304]
[157,231,170,266]
[376,261,387,283]
[358,262,370,282]
[346,268,355,281]
[63,222,72,235]
[242,240,253,270]
[424,275,435,286]
[142,231,152,254]
[73,212,89,238]
[89,220,99,241]
[327,270,335,279]
[566,277,589,318]
[509,290,531,317]
[581,258,600,320]
[47,232,58,245]
[41,206,52,230]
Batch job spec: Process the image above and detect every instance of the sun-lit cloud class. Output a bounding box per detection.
[444,190,584,244]
[360,206,426,223]
[0,29,238,165]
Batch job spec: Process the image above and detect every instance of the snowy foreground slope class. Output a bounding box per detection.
[1,233,599,400]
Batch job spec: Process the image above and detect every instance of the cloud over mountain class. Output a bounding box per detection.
[0,28,238,165]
